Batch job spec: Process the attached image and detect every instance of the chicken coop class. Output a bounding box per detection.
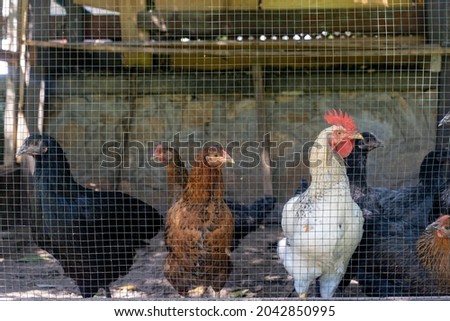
[0,0,450,301]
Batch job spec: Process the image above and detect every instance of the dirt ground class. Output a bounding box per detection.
[0,219,363,300]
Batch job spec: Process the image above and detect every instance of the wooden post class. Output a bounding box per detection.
[73,0,150,65]
[3,0,20,166]
[428,0,450,149]
[21,0,49,138]
[252,64,273,196]
[14,0,51,236]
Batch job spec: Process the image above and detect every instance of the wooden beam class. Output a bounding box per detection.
[26,37,444,70]
[253,65,273,197]
[26,37,445,55]
[48,70,438,96]
[44,7,426,42]
[137,8,425,38]
[24,0,50,136]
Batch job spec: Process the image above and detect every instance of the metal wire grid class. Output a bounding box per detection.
[0,0,449,300]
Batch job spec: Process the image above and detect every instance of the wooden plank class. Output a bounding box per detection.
[28,36,444,54]
[154,0,227,11]
[227,0,259,10]
[261,0,414,10]
[264,71,439,93]
[168,51,433,70]
[49,71,438,96]
[26,36,444,71]
[137,8,425,38]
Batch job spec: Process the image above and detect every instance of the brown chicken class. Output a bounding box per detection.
[417,215,450,291]
[164,145,235,297]
[153,144,277,251]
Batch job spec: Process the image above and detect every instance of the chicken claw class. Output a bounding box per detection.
[187,286,207,297]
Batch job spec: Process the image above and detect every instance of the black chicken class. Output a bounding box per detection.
[343,131,384,201]
[294,131,384,201]
[16,134,163,298]
[348,149,450,297]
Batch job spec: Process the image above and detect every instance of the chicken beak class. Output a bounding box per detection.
[426,215,450,233]
[370,139,384,150]
[16,140,46,157]
[15,143,28,157]
[426,221,439,232]
[222,150,235,164]
[206,150,235,165]
[349,133,364,140]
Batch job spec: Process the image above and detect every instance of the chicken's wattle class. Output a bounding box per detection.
[333,139,355,158]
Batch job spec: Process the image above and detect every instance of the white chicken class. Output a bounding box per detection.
[278,109,365,299]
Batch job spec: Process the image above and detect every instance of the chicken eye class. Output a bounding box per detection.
[337,131,342,136]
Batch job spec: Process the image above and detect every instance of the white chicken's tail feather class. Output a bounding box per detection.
[277,237,319,297]
[277,238,288,264]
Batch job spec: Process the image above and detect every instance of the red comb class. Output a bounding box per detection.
[437,215,450,226]
[324,109,357,132]
[153,143,164,156]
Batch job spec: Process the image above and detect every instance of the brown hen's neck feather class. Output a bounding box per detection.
[308,126,349,191]
[166,161,189,200]
[417,230,450,285]
[183,162,225,204]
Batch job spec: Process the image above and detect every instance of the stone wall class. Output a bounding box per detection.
[37,71,440,215]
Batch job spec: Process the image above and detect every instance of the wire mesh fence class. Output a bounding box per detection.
[0,0,449,300]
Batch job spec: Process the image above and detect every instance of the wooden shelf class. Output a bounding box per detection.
[27,36,445,71]
[137,8,425,38]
